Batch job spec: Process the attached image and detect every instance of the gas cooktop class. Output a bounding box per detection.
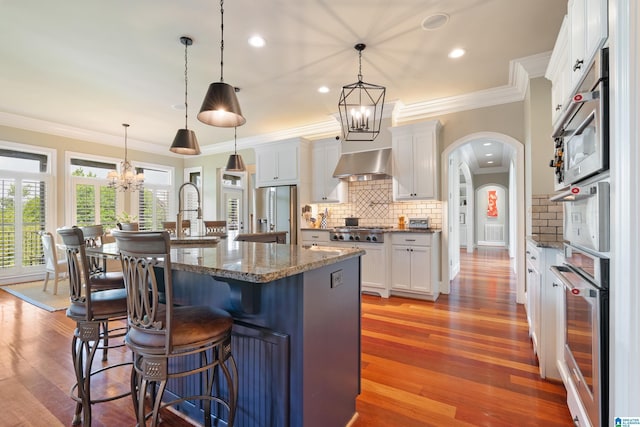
[329,226,391,243]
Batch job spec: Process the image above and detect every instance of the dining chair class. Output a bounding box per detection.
[204,220,227,237]
[57,226,131,426]
[116,222,139,231]
[112,230,238,427]
[41,231,67,295]
[161,220,191,236]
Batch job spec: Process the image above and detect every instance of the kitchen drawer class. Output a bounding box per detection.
[390,233,433,246]
[301,230,330,243]
[526,242,541,271]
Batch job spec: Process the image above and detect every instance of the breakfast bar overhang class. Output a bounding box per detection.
[96,239,364,427]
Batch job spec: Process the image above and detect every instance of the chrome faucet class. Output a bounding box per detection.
[177,182,202,238]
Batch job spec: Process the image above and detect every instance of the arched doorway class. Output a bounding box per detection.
[441,132,526,304]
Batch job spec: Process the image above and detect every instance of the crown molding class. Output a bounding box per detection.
[0,111,178,157]
[393,52,551,124]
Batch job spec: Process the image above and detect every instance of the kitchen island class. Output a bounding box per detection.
[95,239,364,427]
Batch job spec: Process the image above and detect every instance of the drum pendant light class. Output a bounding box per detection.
[170,36,201,155]
[225,127,246,171]
[338,43,386,141]
[198,0,246,127]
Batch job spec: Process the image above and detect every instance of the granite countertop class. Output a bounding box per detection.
[96,240,364,284]
[301,227,441,233]
[235,231,287,237]
[170,235,221,246]
[527,235,565,250]
[388,228,441,234]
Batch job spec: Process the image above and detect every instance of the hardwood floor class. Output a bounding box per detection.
[0,247,572,426]
[353,247,572,427]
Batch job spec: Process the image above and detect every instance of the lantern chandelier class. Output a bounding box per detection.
[107,123,144,191]
[338,43,386,142]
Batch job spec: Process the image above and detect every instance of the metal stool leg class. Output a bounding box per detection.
[70,321,101,426]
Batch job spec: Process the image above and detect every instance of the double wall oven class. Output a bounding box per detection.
[549,47,610,427]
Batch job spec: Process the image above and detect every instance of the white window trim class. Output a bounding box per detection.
[132,162,175,224]
[0,141,56,283]
[65,150,125,227]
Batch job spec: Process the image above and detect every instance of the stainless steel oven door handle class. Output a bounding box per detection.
[550,265,583,294]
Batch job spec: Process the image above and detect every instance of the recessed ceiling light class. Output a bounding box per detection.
[483,142,492,146]
[248,35,265,48]
[448,48,466,59]
[485,153,493,157]
[421,13,449,31]
[318,86,330,94]
[487,160,494,164]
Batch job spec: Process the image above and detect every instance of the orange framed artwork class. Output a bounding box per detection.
[487,190,498,217]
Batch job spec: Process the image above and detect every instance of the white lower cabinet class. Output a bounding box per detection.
[327,240,389,297]
[390,233,440,301]
[300,230,330,247]
[525,241,561,380]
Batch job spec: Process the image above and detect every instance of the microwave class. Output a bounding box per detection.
[551,180,610,253]
[552,48,609,186]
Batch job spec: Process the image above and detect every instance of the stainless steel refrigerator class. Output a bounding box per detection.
[252,185,297,244]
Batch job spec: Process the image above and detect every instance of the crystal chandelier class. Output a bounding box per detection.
[338,43,386,142]
[107,123,144,191]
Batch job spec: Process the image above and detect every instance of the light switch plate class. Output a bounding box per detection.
[331,270,343,288]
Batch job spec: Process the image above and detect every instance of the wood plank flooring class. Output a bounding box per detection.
[0,247,572,426]
[353,247,572,427]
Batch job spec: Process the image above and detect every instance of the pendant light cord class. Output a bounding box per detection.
[219,0,225,83]
[183,39,189,129]
[123,123,129,163]
[358,48,363,82]
[234,126,237,154]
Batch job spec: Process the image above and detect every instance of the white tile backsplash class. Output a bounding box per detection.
[313,178,442,228]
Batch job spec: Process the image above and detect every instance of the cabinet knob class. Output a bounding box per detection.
[531,256,536,260]
[527,268,533,273]
[552,283,559,287]
[555,104,562,111]
[573,58,584,72]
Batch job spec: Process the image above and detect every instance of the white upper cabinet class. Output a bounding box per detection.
[255,138,311,188]
[390,120,441,201]
[568,0,607,90]
[546,16,571,125]
[311,138,347,203]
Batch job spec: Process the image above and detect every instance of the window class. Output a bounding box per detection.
[220,171,246,232]
[0,144,55,281]
[67,154,174,232]
[135,166,173,231]
[68,156,120,229]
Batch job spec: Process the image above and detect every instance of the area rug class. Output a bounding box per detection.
[1,280,69,312]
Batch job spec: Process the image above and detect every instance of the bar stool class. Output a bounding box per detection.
[57,226,131,426]
[112,230,238,427]
[80,224,126,361]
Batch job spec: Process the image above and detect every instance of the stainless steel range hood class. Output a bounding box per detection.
[332,148,392,182]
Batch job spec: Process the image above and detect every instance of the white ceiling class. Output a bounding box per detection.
[0,0,566,155]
